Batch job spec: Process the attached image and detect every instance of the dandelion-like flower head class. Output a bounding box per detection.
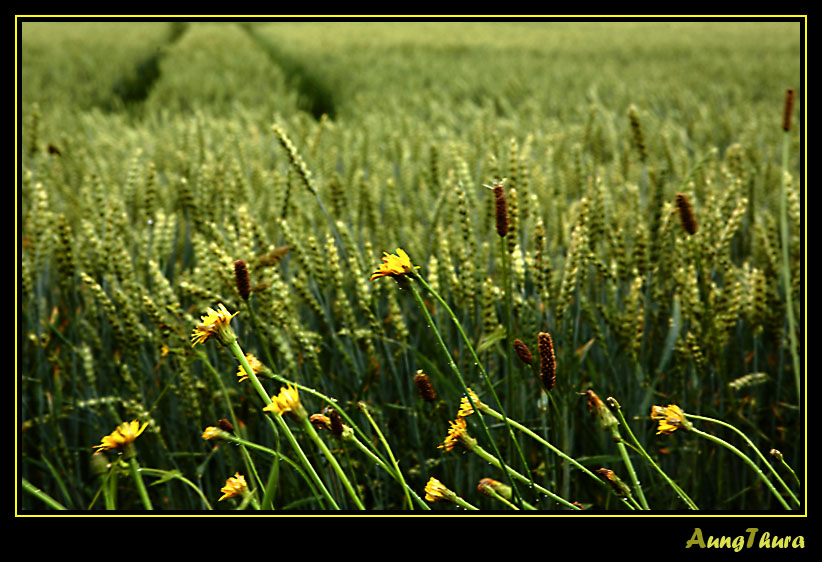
[218,472,247,501]
[457,388,481,418]
[237,353,264,383]
[369,248,419,281]
[93,420,149,452]
[650,404,691,435]
[262,384,303,418]
[191,303,238,347]
[438,417,469,452]
[424,477,450,502]
[201,426,221,440]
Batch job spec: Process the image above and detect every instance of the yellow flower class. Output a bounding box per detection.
[201,426,221,440]
[457,388,481,418]
[93,420,149,452]
[438,417,476,452]
[237,353,264,382]
[424,477,451,502]
[369,248,419,281]
[190,303,238,347]
[218,472,247,501]
[262,384,304,419]
[650,404,692,435]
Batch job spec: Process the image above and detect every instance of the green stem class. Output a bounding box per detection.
[263,370,412,507]
[298,415,365,510]
[688,425,791,510]
[216,429,328,505]
[481,404,634,507]
[450,494,480,511]
[228,339,340,510]
[775,454,802,490]
[196,349,263,495]
[488,491,522,510]
[346,434,431,510]
[409,272,535,506]
[499,235,516,425]
[138,467,213,510]
[615,438,650,510]
[469,443,581,510]
[686,412,799,507]
[21,478,67,510]
[610,402,698,509]
[267,372,392,469]
[261,461,280,510]
[235,341,363,510]
[271,413,339,510]
[127,457,153,510]
[358,401,413,510]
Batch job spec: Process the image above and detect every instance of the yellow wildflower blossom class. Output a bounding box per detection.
[262,384,305,419]
[190,303,238,347]
[201,426,221,440]
[369,248,419,281]
[93,420,149,452]
[457,388,481,418]
[237,353,264,383]
[438,417,476,452]
[218,472,247,501]
[424,477,450,502]
[650,404,692,435]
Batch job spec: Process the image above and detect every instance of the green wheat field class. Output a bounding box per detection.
[18,19,804,512]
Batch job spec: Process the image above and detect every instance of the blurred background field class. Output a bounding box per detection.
[18,19,802,511]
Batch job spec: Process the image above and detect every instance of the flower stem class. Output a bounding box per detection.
[346,433,431,510]
[686,412,799,508]
[138,467,213,509]
[615,438,649,509]
[215,429,330,506]
[610,402,698,509]
[127,457,153,510]
[469,443,581,510]
[499,235,516,424]
[481,403,635,508]
[409,271,536,505]
[21,478,67,510]
[196,348,263,494]
[358,401,413,510]
[451,494,480,511]
[298,415,366,510]
[228,338,341,510]
[687,425,791,510]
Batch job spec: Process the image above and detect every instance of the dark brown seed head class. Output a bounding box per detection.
[323,406,345,436]
[537,332,556,391]
[234,259,251,301]
[413,370,437,403]
[674,193,697,235]
[782,87,795,132]
[513,338,534,366]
